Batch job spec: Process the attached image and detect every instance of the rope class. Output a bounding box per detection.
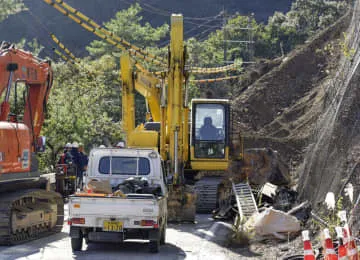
[188,63,241,74]
[42,0,166,67]
[190,74,242,83]
[54,0,166,64]
[53,48,74,63]
[51,29,149,75]
[51,34,80,63]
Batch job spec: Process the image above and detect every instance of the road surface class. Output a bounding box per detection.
[0,204,259,260]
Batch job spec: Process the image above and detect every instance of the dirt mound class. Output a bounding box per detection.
[232,7,351,163]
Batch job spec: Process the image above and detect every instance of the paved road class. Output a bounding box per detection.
[0,205,249,260]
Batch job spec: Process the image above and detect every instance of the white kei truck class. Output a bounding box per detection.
[68,148,168,253]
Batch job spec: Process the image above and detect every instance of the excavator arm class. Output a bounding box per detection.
[0,44,53,149]
[134,72,161,122]
[120,53,162,149]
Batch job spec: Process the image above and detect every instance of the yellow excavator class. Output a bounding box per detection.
[43,0,291,222]
[120,15,290,221]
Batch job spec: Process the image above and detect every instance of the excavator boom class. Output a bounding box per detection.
[0,43,52,146]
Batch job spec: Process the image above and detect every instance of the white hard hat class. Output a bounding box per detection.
[65,143,72,148]
[72,141,79,148]
[116,141,125,148]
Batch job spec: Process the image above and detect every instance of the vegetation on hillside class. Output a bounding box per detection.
[0,0,24,22]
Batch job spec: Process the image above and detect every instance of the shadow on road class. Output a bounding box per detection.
[0,231,69,260]
[73,241,186,260]
[169,214,262,258]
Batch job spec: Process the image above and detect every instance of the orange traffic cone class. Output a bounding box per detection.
[302,230,315,260]
[339,211,359,260]
[344,224,358,260]
[323,228,338,260]
[343,228,350,248]
[336,227,349,260]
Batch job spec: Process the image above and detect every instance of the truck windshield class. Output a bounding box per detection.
[98,156,150,175]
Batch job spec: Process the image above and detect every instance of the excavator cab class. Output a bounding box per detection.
[190,99,230,170]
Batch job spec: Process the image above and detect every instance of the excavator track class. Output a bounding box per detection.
[195,177,223,213]
[0,189,64,245]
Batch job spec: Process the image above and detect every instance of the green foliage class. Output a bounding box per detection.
[187,0,347,65]
[16,38,44,56]
[0,0,25,22]
[40,56,123,168]
[288,0,347,33]
[37,0,348,170]
[186,15,256,67]
[86,3,168,59]
[256,0,347,58]
[311,196,344,236]
[340,32,356,60]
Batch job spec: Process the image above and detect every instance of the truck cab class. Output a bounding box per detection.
[68,148,168,253]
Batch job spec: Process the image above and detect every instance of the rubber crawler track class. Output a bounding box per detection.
[195,177,223,213]
[0,189,64,245]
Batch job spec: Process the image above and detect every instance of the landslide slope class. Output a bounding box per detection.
[232,1,359,208]
[298,0,360,206]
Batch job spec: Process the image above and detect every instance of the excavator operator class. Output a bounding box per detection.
[200,116,218,140]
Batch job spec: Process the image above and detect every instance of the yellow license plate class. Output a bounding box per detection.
[103,221,123,232]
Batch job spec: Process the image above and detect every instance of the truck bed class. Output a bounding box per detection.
[69,194,165,229]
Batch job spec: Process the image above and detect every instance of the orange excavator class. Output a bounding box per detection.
[0,42,63,245]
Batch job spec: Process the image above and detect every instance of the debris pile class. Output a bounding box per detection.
[82,177,163,197]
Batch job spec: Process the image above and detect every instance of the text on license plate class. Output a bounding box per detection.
[103,221,123,232]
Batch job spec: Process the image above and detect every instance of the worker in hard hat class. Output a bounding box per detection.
[70,142,81,187]
[115,140,125,148]
[71,141,80,165]
[77,143,88,189]
[57,142,73,174]
[58,143,73,164]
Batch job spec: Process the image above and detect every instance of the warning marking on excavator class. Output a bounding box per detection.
[22,149,29,169]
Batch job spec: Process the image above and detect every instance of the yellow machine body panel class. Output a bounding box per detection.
[190,147,229,171]
[128,129,159,150]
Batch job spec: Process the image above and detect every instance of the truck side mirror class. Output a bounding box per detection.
[36,136,46,152]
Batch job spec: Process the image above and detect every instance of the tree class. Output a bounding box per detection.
[86,3,168,59]
[287,0,347,34]
[40,55,122,169]
[256,0,347,58]
[0,0,24,22]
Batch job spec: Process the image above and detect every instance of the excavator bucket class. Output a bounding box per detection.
[229,148,291,186]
